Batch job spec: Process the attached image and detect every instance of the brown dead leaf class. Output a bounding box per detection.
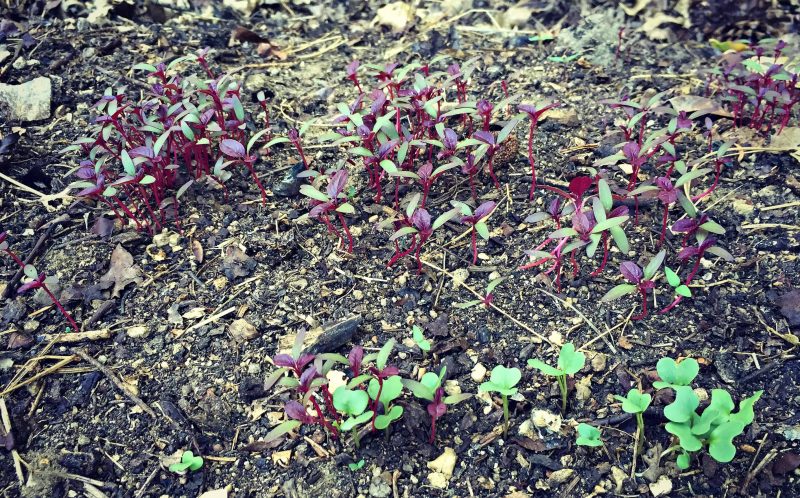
[775,290,800,327]
[99,244,143,298]
[617,335,633,350]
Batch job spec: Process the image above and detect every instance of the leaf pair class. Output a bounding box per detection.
[527,342,585,377]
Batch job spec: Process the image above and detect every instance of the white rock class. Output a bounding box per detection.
[428,472,448,489]
[229,319,259,341]
[427,447,457,477]
[471,363,487,383]
[374,2,415,33]
[126,325,149,339]
[547,469,574,486]
[531,409,562,432]
[649,476,672,497]
[0,77,51,121]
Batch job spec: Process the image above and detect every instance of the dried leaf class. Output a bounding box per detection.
[98,245,142,298]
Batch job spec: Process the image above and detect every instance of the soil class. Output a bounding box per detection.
[1,1,800,497]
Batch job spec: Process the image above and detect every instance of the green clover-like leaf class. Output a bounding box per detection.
[575,423,603,447]
[333,387,369,417]
[663,386,700,423]
[348,459,365,471]
[665,422,703,452]
[653,357,699,389]
[479,365,521,396]
[728,390,762,426]
[708,421,745,463]
[368,376,404,406]
[169,451,203,473]
[614,389,652,414]
[374,405,404,430]
[557,343,585,375]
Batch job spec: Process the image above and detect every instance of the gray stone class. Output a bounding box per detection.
[0,77,52,121]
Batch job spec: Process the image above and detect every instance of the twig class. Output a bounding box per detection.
[38,329,111,344]
[134,467,159,498]
[740,223,800,231]
[760,200,800,211]
[74,350,157,418]
[0,355,77,396]
[0,399,25,485]
[175,306,236,337]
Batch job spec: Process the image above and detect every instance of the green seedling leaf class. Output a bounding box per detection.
[598,179,613,212]
[663,386,700,423]
[479,365,521,396]
[575,423,603,447]
[666,422,703,452]
[412,325,431,352]
[341,411,374,431]
[333,387,369,416]
[376,338,395,370]
[676,285,692,297]
[348,459,365,471]
[527,358,562,377]
[443,393,471,405]
[168,450,204,473]
[665,267,681,287]
[708,421,745,463]
[374,405,404,430]
[368,376,403,405]
[676,451,691,470]
[601,284,637,302]
[643,250,666,280]
[614,389,652,414]
[653,357,699,389]
[557,343,585,375]
[729,390,763,426]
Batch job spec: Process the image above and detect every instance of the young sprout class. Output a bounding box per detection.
[452,200,496,265]
[479,365,521,437]
[402,366,470,444]
[652,357,699,390]
[348,459,365,471]
[600,250,665,320]
[614,388,652,454]
[527,343,585,414]
[664,388,762,469]
[412,325,431,354]
[168,451,203,474]
[575,423,603,447]
[659,266,692,314]
[454,277,504,309]
[332,387,373,448]
[367,375,404,430]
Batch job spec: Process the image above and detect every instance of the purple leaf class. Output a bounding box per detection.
[672,219,698,233]
[286,400,315,424]
[346,60,360,78]
[220,139,245,159]
[622,141,641,160]
[299,366,317,390]
[678,246,699,261]
[418,162,433,180]
[476,100,493,116]
[327,170,348,199]
[569,176,593,199]
[273,354,295,368]
[296,353,315,371]
[474,201,496,220]
[443,128,457,150]
[620,261,643,283]
[348,346,363,375]
[412,209,431,232]
[473,130,495,145]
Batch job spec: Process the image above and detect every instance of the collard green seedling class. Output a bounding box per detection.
[528,343,585,413]
[479,365,521,437]
[169,451,203,473]
[614,389,652,454]
[333,387,373,447]
[403,366,471,443]
[575,423,603,447]
[368,375,404,430]
[664,388,762,469]
[652,357,699,390]
[412,325,431,353]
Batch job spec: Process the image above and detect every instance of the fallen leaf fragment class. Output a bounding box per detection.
[99,245,142,298]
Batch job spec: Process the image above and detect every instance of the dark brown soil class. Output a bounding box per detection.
[1,1,800,497]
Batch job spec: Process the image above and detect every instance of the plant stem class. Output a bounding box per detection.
[502,395,509,438]
[558,375,567,414]
[635,412,645,455]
